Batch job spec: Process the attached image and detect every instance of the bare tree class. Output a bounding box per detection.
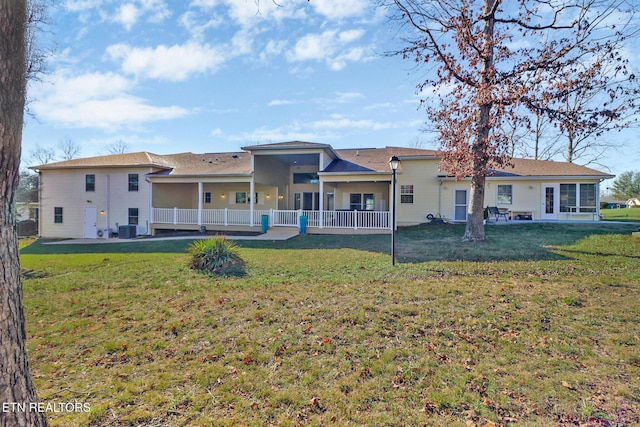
[105,139,130,155]
[1,0,48,425]
[388,0,638,241]
[58,138,81,160]
[28,144,55,165]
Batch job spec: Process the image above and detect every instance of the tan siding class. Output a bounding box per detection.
[396,159,442,225]
[39,167,154,238]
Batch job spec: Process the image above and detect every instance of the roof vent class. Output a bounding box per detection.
[232,154,239,159]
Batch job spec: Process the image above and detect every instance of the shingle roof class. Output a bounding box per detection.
[31,152,173,170]
[493,158,613,178]
[155,152,251,176]
[242,141,333,151]
[333,147,439,173]
[29,144,613,179]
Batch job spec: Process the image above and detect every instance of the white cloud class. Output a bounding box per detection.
[310,0,367,19]
[268,99,298,107]
[70,0,169,30]
[63,0,104,12]
[106,42,227,81]
[30,70,188,130]
[114,3,141,30]
[179,10,224,40]
[287,29,371,70]
[186,0,304,28]
[310,115,394,131]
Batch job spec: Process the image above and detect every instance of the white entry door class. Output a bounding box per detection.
[83,207,97,238]
[453,189,468,221]
[541,184,558,220]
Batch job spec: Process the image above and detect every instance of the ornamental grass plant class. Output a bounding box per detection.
[187,236,246,276]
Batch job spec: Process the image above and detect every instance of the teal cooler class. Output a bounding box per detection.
[261,215,269,233]
[299,216,307,235]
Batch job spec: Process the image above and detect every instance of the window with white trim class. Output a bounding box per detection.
[400,185,414,204]
[560,183,597,213]
[85,174,95,192]
[128,208,139,225]
[128,174,139,192]
[54,207,63,224]
[497,184,512,204]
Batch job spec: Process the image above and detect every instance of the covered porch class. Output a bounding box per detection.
[150,207,391,234]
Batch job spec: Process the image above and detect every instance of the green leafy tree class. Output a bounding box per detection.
[610,171,640,200]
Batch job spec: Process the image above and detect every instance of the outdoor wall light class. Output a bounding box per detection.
[100,210,105,215]
[86,200,92,203]
[220,193,226,199]
[278,195,284,200]
[266,194,271,199]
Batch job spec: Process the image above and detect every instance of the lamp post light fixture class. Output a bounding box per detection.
[389,155,400,266]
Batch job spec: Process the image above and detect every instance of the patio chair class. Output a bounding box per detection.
[487,206,509,222]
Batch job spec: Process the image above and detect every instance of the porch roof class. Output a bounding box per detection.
[147,152,251,177]
[333,146,440,172]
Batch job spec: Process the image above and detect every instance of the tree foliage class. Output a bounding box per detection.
[388,0,639,241]
[610,170,640,200]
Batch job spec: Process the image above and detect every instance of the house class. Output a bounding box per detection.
[30,141,613,239]
[626,197,640,208]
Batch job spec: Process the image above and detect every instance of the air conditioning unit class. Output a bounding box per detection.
[96,228,110,239]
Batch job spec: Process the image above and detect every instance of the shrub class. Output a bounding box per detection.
[187,237,246,276]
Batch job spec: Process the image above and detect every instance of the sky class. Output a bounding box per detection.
[22,0,639,189]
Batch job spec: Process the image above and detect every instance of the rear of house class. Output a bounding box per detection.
[31,141,613,239]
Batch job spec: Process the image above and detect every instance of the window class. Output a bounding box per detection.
[85,174,95,192]
[235,192,247,204]
[349,193,362,210]
[54,207,63,224]
[349,193,374,210]
[128,174,139,192]
[293,173,319,184]
[128,208,139,225]
[560,184,577,213]
[497,185,512,204]
[400,185,414,204]
[204,192,211,204]
[579,184,596,212]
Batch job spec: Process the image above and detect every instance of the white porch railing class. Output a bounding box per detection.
[152,208,390,230]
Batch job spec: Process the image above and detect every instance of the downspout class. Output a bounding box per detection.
[145,174,153,236]
[105,175,110,232]
[36,170,42,238]
[438,178,443,218]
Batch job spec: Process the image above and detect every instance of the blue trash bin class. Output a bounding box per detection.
[261,214,269,233]
[299,215,307,235]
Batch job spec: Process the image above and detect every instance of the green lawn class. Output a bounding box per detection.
[19,223,640,426]
[602,207,640,222]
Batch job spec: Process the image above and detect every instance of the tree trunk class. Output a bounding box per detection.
[463,173,486,241]
[0,1,48,425]
[463,0,497,242]
[567,131,574,163]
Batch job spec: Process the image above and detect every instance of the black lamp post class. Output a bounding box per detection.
[389,155,400,265]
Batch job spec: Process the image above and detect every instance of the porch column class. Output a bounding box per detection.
[197,182,203,226]
[250,179,255,227]
[319,179,324,229]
